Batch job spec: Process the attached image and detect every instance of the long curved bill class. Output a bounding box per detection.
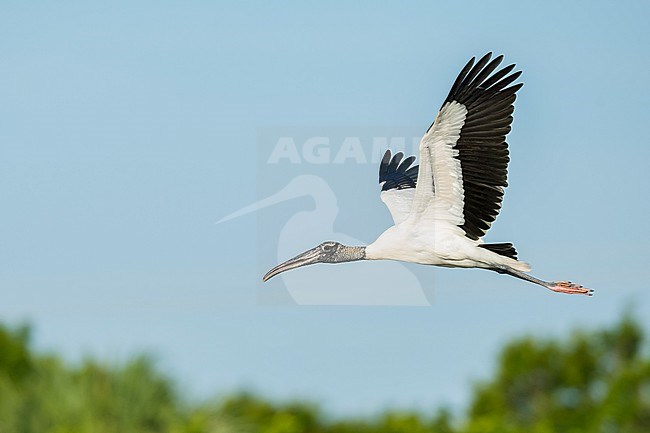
[262,247,321,282]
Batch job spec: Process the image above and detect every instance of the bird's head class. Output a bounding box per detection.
[262,241,365,282]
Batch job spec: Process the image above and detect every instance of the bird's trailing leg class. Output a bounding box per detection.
[494,266,593,296]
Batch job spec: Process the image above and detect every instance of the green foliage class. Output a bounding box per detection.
[0,316,649,432]
[465,315,650,433]
[328,408,454,433]
[0,323,32,384]
[0,355,181,432]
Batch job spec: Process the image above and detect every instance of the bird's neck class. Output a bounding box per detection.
[338,245,366,262]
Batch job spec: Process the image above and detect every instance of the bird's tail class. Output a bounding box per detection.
[479,242,518,259]
[510,259,531,273]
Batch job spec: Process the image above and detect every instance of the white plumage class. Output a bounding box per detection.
[379,188,414,225]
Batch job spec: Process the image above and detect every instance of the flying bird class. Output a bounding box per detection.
[263,53,592,296]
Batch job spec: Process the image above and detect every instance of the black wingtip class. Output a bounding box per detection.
[379,150,419,191]
[446,54,523,104]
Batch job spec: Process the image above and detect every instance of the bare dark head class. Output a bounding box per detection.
[262,241,365,282]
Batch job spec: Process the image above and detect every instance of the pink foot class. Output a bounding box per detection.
[547,281,593,296]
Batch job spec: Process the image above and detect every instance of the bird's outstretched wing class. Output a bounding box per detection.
[378,150,419,225]
[409,53,522,240]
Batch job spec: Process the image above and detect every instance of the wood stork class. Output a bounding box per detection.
[263,53,592,296]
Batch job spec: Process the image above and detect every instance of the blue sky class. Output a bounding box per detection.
[1,0,650,416]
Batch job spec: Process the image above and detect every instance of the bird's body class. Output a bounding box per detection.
[366,221,527,272]
[263,53,592,296]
